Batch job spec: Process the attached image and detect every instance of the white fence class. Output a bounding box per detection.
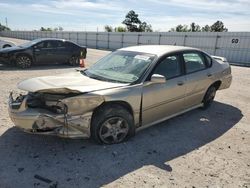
[1,31,250,66]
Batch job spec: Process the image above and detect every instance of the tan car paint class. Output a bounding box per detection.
[8,45,232,139]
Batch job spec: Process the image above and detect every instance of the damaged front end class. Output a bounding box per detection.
[8,91,104,138]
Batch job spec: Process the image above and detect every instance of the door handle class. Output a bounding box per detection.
[207,73,212,77]
[177,81,184,86]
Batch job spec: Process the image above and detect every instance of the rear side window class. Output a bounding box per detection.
[153,55,181,79]
[57,41,65,48]
[183,52,206,73]
[65,42,75,49]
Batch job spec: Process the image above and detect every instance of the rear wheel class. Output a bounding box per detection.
[91,104,135,144]
[16,55,32,69]
[202,86,216,109]
[69,56,79,66]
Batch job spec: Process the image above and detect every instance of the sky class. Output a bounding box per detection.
[0,0,250,32]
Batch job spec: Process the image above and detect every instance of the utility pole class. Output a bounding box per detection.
[5,17,8,27]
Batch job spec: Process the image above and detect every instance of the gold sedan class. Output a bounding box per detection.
[8,45,232,144]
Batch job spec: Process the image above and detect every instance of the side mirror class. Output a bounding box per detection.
[150,74,166,84]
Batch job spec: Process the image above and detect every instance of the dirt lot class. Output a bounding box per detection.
[0,37,249,188]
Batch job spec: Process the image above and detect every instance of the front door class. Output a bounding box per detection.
[33,41,58,64]
[142,54,186,126]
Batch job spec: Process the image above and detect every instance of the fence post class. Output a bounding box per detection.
[76,32,79,44]
[107,32,110,49]
[137,33,140,45]
[213,34,220,55]
[85,32,88,47]
[158,34,162,45]
[96,32,98,49]
[183,34,187,46]
[121,33,124,48]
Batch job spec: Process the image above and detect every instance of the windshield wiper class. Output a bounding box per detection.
[80,70,89,77]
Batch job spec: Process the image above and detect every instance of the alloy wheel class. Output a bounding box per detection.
[99,117,129,144]
[16,56,32,68]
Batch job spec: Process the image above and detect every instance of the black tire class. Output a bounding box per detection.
[69,56,79,66]
[3,44,11,48]
[91,104,135,144]
[16,55,32,69]
[202,85,217,109]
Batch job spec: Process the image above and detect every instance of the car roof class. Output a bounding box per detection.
[35,38,66,42]
[119,45,199,56]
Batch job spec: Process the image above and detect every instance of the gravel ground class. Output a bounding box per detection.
[0,37,249,188]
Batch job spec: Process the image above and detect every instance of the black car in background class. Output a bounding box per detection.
[0,38,87,68]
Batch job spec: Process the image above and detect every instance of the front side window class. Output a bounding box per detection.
[35,42,46,49]
[83,50,156,83]
[153,55,181,79]
[183,52,206,73]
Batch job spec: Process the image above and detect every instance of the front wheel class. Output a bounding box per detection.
[16,55,32,69]
[91,105,135,144]
[202,86,216,109]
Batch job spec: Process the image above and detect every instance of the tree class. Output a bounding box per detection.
[122,10,153,32]
[170,21,228,32]
[53,27,63,31]
[170,24,189,32]
[0,23,10,31]
[122,10,141,32]
[58,26,63,31]
[190,22,201,32]
[114,26,126,32]
[202,25,211,32]
[139,22,153,32]
[104,25,113,32]
[210,21,228,32]
[40,27,52,31]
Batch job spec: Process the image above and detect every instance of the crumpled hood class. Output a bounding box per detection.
[18,71,128,93]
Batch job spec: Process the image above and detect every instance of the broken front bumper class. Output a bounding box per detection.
[8,93,92,139]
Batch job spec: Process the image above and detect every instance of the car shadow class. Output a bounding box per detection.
[0,63,77,71]
[0,101,242,187]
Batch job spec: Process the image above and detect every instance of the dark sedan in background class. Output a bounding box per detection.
[0,38,87,68]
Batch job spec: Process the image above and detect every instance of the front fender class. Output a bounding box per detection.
[61,93,105,116]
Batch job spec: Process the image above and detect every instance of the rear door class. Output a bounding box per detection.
[33,41,48,64]
[54,41,72,63]
[142,54,186,126]
[181,51,212,108]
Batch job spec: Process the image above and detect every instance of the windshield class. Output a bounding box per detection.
[18,39,42,48]
[83,50,156,83]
